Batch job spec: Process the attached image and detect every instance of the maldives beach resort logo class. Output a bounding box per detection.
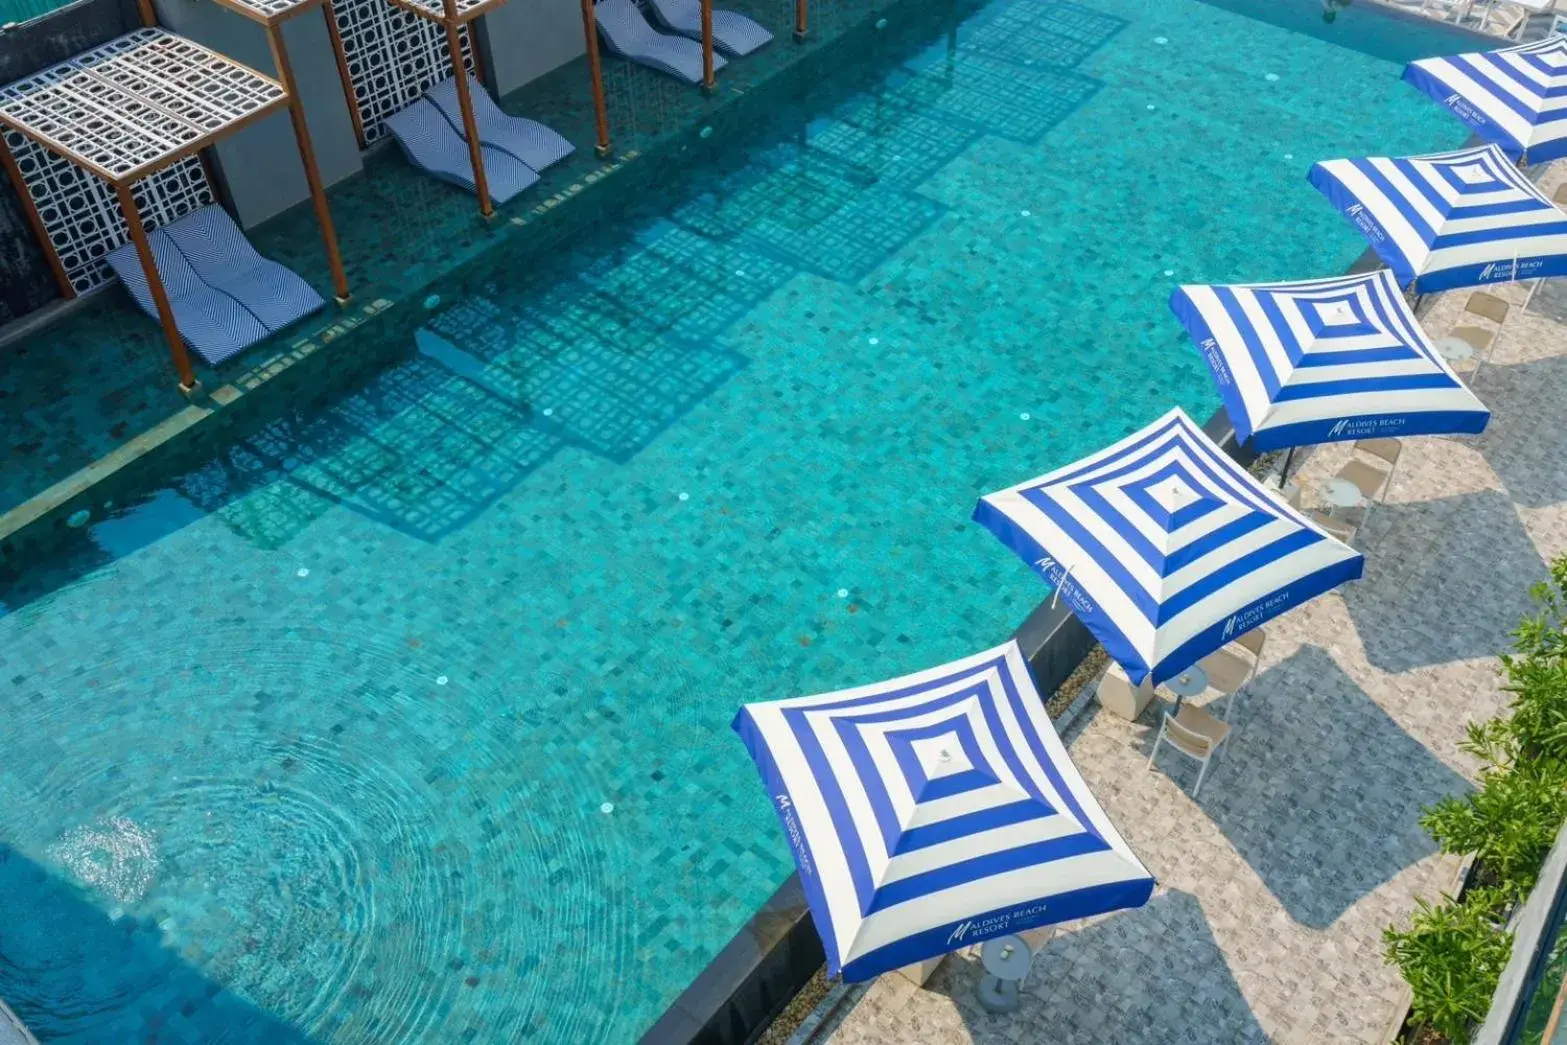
[1327,416,1406,440]
[946,902,1051,946]
[1344,204,1385,244]
[776,794,813,878]
[1034,556,1095,616]
[1199,338,1231,386]
[1222,590,1293,642]
[1479,260,1543,283]
[1444,93,1485,127]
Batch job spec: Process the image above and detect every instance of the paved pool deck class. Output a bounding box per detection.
[800,169,1567,1045]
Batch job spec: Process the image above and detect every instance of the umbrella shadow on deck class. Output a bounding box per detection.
[0,845,309,1043]
[1467,353,1567,510]
[1151,646,1469,930]
[930,890,1266,1045]
[1343,488,1545,675]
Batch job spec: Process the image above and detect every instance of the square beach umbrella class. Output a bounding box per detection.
[1170,269,1489,451]
[733,640,1154,982]
[974,408,1363,686]
[1405,35,1567,164]
[1309,142,1567,293]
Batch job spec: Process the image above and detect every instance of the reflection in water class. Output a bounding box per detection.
[47,816,159,905]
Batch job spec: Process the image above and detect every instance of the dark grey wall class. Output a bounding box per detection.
[0,0,144,324]
[480,0,583,97]
[151,0,363,229]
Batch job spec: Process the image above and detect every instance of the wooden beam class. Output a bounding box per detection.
[0,133,75,299]
[114,181,197,391]
[266,22,351,303]
[700,0,714,92]
[441,0,493,218]
[794,0,807,41]
[580,0,612,159]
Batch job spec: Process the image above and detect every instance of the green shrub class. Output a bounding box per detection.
[1385,556,1567,1043]
[1502,557,1567,763]
[1420,724,1567,899]
[1384,889,1514,1045]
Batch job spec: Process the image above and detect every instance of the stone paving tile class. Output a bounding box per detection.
[812,177,1567,1045]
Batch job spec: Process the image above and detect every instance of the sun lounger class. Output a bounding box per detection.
[426,75,575,173]
[161,206,325,333]
[647,0,772,56]
[106,224,272,366]
[385,97,540,204]
[595,0,728,84]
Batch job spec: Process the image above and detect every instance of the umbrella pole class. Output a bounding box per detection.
[1280,446,1296,485]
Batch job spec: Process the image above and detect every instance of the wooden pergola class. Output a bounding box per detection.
[382,0,518,217]
[0,14,349,393]
[573,0,723,163]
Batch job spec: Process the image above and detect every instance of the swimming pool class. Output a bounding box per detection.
[0,0,1471,1040]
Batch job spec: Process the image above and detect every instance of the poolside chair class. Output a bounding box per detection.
[1332,457,1392,508]
[105,226,271,366]
[385,97,541,204]
[1147,704,1231,798]
[1467,291,1510,325]
[1197,627,1265,721]
[1096,662,1155,721]
[647,0,773,56]
[1479,0,1530,36]
[1309,509,1358,546]
[1418,0,1470,22]
[425,75,576,173]
[595,0,728,84]
[160,206,325,334]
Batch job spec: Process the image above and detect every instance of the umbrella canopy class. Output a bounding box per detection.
[974,408,1363,686]
[1309,142,1567,292]
[732,640,1154,982]
[1169,269,1490,450]
[1404,35,1567,164]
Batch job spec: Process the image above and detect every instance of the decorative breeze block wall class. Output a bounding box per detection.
[331,0,475,144]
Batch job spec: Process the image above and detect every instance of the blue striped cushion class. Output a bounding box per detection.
[162,205,324,334]
[385,97,541,204]
[426,75,576,172]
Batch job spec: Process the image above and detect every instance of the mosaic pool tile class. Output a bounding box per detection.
[0,0,1481,1042]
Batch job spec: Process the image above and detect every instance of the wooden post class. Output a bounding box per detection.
[793,0,806,41]
[580,0,613,158]
[700,0,715,92]
[114,181,197,392]
[320,0,367,148]
[440,0,492,218]
[136,0,157,26]
[267,22,351,304]
[0,135,73,298]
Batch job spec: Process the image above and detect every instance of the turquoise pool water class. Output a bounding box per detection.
[0,0,1470,1040]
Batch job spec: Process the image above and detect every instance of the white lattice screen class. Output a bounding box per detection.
[0,31,240,295]
[331,0,476,144]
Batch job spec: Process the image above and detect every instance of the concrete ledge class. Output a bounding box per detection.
[0,996,38,1045]
[1474,821,1567,1045]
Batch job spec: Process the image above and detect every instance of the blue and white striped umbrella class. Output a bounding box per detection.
[1404,35,1567,164]
[974,408,1364,686]
[1309,143,1567,292]
[733,640,1154,982]
[1170,269,1490,450]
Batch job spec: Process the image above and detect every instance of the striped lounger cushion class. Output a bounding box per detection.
[426,75,576,173]
[648,0,772,57]
[595,0,727,84]
[105,230,270,366]
[385,98,540,204]
[162,206,325,334]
